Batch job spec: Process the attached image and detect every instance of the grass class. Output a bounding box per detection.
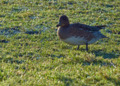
[0,0,120,86]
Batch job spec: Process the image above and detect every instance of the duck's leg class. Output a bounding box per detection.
[77,45,80,50]
[86,42,88,51]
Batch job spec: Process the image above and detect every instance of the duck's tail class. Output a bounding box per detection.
[96,25,106,30]
[101,34,108,38]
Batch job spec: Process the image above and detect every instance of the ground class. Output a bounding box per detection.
[0,0,120,86]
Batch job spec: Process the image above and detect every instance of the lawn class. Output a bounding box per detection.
[0,0,120,86]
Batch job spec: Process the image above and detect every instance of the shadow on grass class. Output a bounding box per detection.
[0,26,21,36]
[58,76,73,86]
[25,25,49,34]
[0,40,9,43]
[0,57,24,64]
[105,77,120,86]
[25,30,39,34]
[91,50,120,59]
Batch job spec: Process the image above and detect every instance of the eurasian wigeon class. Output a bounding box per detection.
[56,15,107,51]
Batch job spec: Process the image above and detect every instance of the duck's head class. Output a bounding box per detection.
[56,15,70,27]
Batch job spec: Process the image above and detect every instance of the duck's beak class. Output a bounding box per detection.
[56,22,61,27]
[56,24,60,27]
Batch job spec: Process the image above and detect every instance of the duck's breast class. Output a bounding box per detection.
[57,27,71,39]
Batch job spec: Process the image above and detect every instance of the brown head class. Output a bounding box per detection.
[56,15,70,27]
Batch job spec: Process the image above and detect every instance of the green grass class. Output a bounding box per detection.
[0,0,120,86]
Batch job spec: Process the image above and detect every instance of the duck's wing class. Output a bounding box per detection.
[68,24,95,41]
[71,23,106,31]
[68,23,107,41]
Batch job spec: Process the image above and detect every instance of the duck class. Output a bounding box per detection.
[56,15,107,51]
